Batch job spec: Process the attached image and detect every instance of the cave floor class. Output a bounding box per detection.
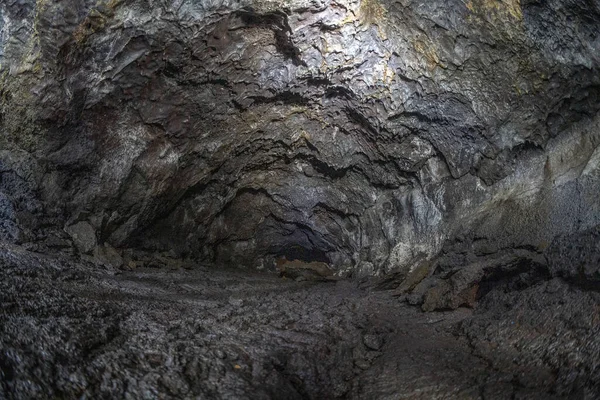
[0,244,596,399]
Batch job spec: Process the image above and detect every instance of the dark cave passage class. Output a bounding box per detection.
[272,244,331,264]
[1,0,600,398]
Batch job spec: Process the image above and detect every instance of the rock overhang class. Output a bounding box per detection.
[0,0,599,277]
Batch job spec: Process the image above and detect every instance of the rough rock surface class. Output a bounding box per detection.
[65,221,98,254]
[1,0,600,398]
[1,0,599,278]
[1,243,599,399]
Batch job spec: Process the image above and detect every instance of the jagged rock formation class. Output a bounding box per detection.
[1,244,598,399]
[1,1,600,398]
[1,0,600,281]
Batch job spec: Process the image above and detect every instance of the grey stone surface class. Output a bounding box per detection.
[460,278,600,400]
[0,191,18,242]
[65,221,97,254]
[546,225,600,284]
[0,1,599,397]
[0,0,598,278]
[1,243,598,399]
[93,243,124,269]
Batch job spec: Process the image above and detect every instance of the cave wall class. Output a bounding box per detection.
[0,0,599,277]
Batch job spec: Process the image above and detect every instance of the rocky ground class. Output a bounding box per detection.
[1,1,599,398]
[1,243,598,399]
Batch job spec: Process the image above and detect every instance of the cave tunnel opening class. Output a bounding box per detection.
[271,243,331,264]
[1,0,600,398]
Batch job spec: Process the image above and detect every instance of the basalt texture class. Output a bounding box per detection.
[1,0,599,283]
[1,1,600,398]
[1,244,599,399]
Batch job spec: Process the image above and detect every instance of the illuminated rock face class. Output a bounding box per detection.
[0,0,599,281]
[1,4,600,397]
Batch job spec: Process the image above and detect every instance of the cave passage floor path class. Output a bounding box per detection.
[0,246,540,399]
